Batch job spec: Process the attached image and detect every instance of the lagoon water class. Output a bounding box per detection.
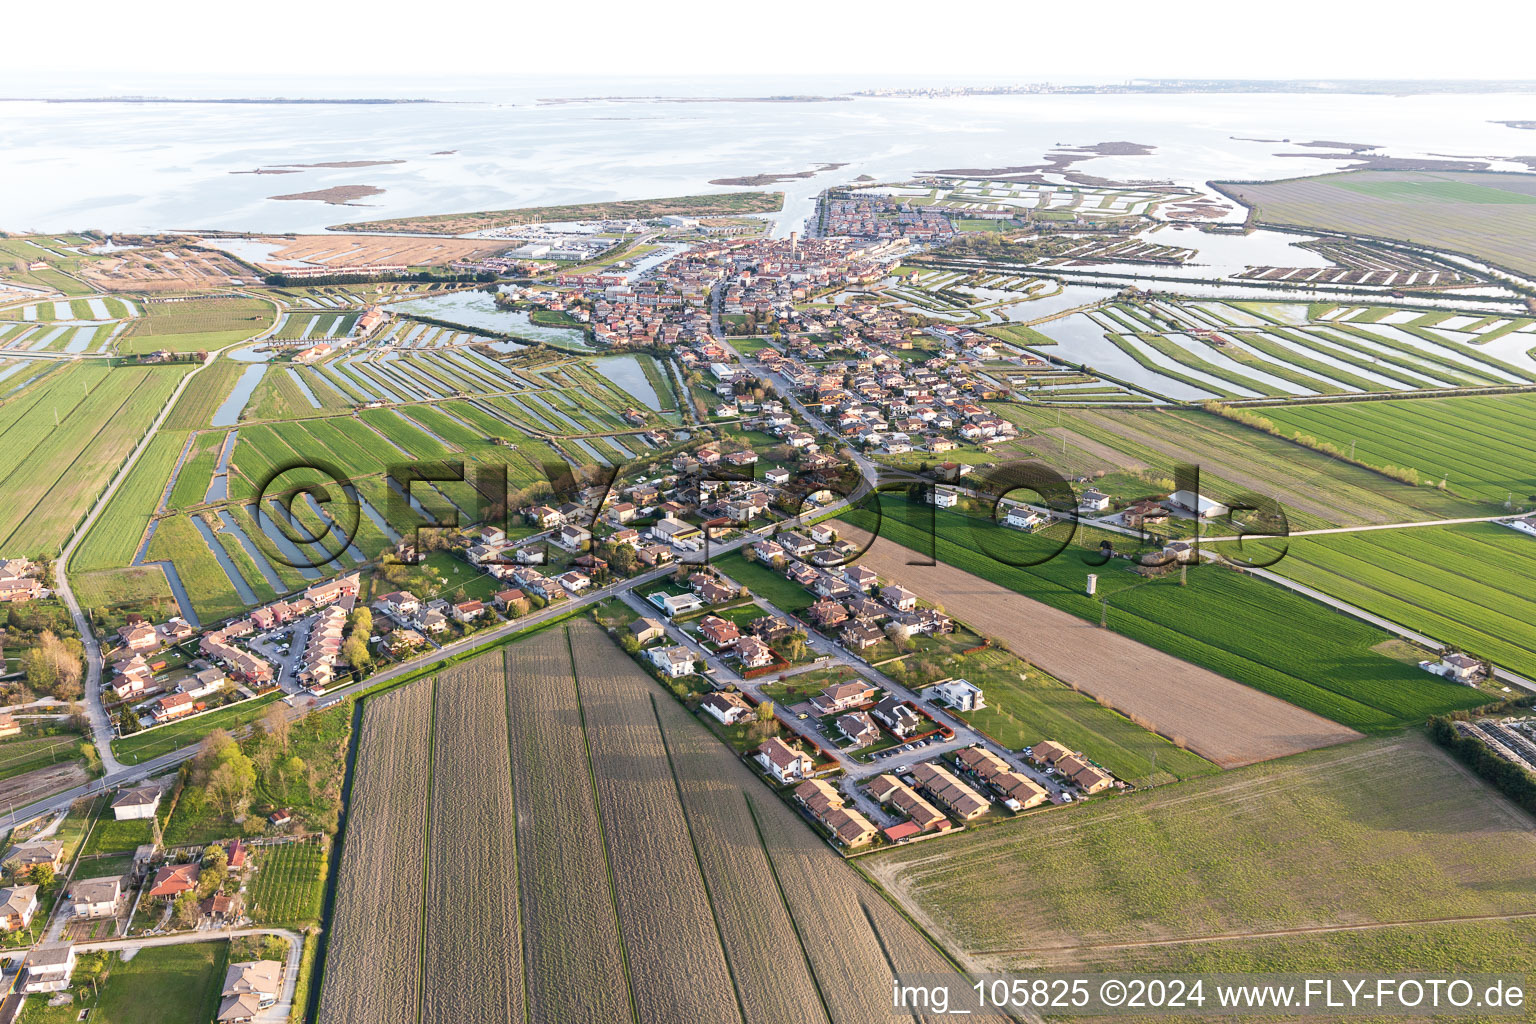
[4,76,1536,237]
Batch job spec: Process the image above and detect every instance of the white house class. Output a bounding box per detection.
[1420,653,1483,685]
[647,645,697,678]
[700,691,753,726]
[69,877,121,920]
[930,678,986,712]
[1167,490,1230,519]
[755,737,814,784]
[111,786,162,821]
[20,945,75,994]
[1004,507,1044,531]
[650,592,704,618]
[928,488,958,509]
[1078,488,1111,513]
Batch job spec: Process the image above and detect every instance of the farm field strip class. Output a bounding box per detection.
[317,683,434,1024]
[504,631,635,1024]
[421,658,525,1024]
[568,623,741,1023]
[863,736,1536,971]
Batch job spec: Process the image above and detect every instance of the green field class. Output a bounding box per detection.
[988,404,1476,529]
[0,362,185,556]
[865,736,1536,978]
[71,430,187,571]
[836,497,1490,731]
[112,693,282,763]
[1219,170,1536,277]
[145,512,248,622]
[19,941,228,1024]
[1247,522,1536,679]
[1262,392,1536,506]
[932,647,1219,787]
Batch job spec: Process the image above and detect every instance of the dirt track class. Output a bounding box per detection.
[849,533,1360,767]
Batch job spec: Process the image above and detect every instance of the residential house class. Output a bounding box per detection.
[930,678,985,712]
[1122,499,1169,530]
[792,779,876,847]
[953,746,1047,810]
[19,945,75,994]
[651,592,704,618]
[879,584,917,612]
[1027,740,1075,769]
[928,488,958,508]
[840,619,883,651]
[1003,507,1045,531]
[151,691,200,724]
[911,762,989,820]
[494,589,530,616]
[69,877,121,920]
[701,690,754,726]
[755,737,814,785]
[118,622,159,652]
[698,615,740,647]
[871,697,921,738]
[1078,488,1111,513]
[647,645,696,679]
[807,599,848,631]
[0,885,38,932]
[450,600,485,624]
[1422,652,1484,685]
[628,617,667,645]
[112,655,154,701]
[1056,753,1114,794]
[555,524,592,552]
[835,711,880,749]
[809,523,838,545]
[868,774,949,833]
[218,960,283,1024]
[147,862,200,899]
[843,565,880,593]
[10,841,63,877]
[809,680,877,716]
[732,635,774,669]
[111,785,162,821]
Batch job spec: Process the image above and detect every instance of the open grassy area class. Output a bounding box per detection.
[71,431,188,572]
[1218,169,1536,277]
[0,362,185,557]
[838,496,1490,732]
[865,735,1536,975]
[1246,522,1536,680]
[895,646,1219,787]
[1261,391,1536,507]
[19,941,228,1024]
[112,692,282,763]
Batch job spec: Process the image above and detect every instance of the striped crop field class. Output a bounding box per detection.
[1263,392,1536,506]
[317,621,999,1023]
[1259,522,1536,680]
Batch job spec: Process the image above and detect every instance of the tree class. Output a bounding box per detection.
[191,729,237,786]
[23,631,83,700]
[262,704,290,753]
[755,700,776,723]
[785,630,808,663]
[342,634,371,673]
[32,863,55,888]
[348,607,373,637]
[619,635,641,656]
[173,891,199,929]
[207,753,257,821]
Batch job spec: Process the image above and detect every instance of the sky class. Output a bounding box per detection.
[4,0,1533,87]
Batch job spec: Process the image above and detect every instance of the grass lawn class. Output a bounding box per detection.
[80,817,155,857]
[840,497,1491,732]
[20,942,228,1024]
[891,646,1218,786]
[715,551,813,613]
[865,734,1536,976]
[112,693,282,763]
